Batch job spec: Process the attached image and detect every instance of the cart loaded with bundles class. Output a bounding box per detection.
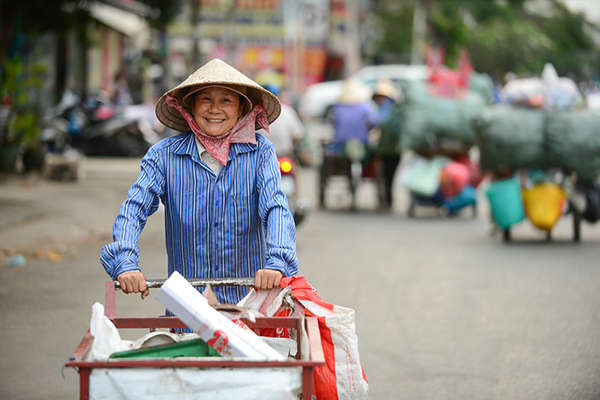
[66,274,369,400]
[398,50,491,216]
[472,63,600,242]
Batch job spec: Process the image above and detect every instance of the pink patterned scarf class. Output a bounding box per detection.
[165,95,271,165]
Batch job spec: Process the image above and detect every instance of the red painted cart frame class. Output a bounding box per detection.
[65,280,325,400]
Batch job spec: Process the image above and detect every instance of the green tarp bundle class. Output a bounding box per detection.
[545,110,600,181]
[398,79,490,151]
[472,105,546,171]
[473,105,600,179]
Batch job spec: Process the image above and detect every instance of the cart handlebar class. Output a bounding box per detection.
[113,277,255,290]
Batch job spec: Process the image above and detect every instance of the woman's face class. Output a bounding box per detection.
[193,87,243,137]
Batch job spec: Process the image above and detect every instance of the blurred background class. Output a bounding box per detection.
[2,0,600,167]
[3,1,600,399]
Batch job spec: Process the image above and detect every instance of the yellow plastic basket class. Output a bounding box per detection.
[522,183,566,231]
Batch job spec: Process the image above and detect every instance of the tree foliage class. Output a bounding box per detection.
[371,2,415,64]
[371,0,600,81]
[138,0,183,30]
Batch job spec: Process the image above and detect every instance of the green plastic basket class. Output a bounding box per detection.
[485,177,524,229]
[109,338,221,359]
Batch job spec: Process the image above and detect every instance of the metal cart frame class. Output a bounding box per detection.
[65,279,325,400]
[501,201,581,243]
[407,191,477,218]
[493,171,583,243]
[318,141,384,210]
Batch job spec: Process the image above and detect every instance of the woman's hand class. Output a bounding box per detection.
[254,269,283,290]
[117,271,149,299]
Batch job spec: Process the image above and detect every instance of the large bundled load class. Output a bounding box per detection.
[545,110,600,181]
[473,106,600,178]
[472,105,546,171]
[395,49,495,155]
[472,63,600,180]
[399,77,491,151]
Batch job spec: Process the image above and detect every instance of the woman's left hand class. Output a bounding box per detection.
[254,269,283,290]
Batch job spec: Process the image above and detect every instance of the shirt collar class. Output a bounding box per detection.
[173,131,257,162]
[194,135,208,155]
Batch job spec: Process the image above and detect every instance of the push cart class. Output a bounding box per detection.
[318,140,384,210]
[407,187,478,218]
[486,173,583,243]
[499,196,582,243]
[65,278,325,400]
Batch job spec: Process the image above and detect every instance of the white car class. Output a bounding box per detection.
[298,64,428,120]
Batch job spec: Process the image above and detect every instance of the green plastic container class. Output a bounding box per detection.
[485,178,524,229]
[109,338,220,359]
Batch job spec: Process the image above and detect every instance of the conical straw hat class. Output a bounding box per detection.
[337,78,373,105]
[156,59,281,132]
[373,78,403,102]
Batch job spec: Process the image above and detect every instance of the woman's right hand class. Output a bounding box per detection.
[117,271,149,299]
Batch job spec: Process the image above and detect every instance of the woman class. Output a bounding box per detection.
[372,78,403,210]
[100,59,299,305]
[332,77,379,147]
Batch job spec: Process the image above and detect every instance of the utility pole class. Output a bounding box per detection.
[284,0,305,96]
[411,0,427,65]
[345,0,361,76]
[190,0,201,69]
[222,0,236,65]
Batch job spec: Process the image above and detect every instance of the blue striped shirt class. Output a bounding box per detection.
[100,131,299,304]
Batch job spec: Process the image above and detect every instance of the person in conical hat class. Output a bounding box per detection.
[336,77,373,105]
[332,77,380,146]
[373,77,403,104]
[101,59,298,307]
[372,77,404,210]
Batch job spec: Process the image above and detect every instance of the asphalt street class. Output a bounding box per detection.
[1,155,600,399]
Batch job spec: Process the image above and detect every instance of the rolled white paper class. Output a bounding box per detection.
[155,272,284,360]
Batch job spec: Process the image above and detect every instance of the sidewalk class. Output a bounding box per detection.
[0,157,144,265]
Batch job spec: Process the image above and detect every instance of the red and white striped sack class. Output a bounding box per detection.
[238,276,369,400]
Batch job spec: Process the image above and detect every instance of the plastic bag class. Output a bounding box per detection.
[401,155,449,197]
[440,161,471,198]
[238,277,369,400]
[443,185,477,213]
[88,302,132,361]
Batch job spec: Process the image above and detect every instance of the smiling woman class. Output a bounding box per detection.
[100,58,299,312]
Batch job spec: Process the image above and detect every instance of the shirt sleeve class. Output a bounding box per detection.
[100,150,164,280]
[364,101,381,130]
[256,143,299,277]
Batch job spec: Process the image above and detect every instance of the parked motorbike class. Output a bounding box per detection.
[277,156,310,226]
[40,90,79,153]
[41,90,157,158]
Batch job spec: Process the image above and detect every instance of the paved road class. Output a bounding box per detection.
[1,157,599,399]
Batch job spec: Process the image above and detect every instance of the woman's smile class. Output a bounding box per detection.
[193,87,243,137]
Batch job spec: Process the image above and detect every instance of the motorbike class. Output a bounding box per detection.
[41,90,157,158]
[40,90,79,154]
[277,156,310,226]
